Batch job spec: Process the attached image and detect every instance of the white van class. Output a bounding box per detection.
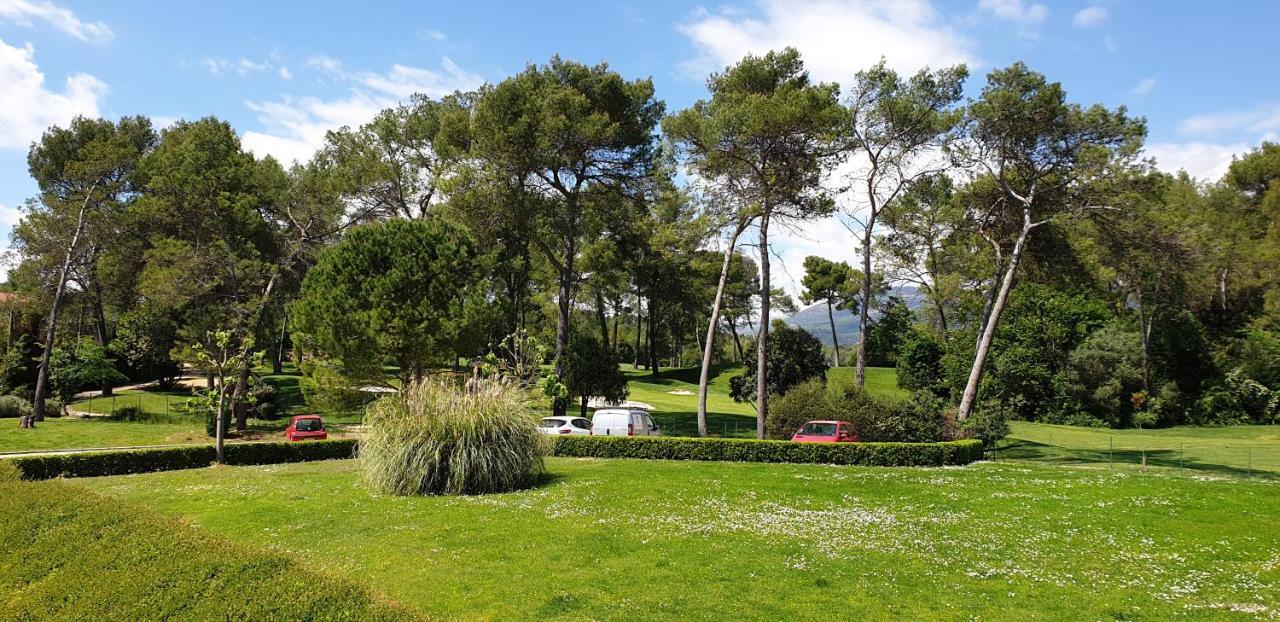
[591,408,661,437]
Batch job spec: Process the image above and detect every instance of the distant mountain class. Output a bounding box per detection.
[783,286,924,347]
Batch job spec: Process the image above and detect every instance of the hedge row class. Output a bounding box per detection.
[0,474,419,620]
[549,435,984,466]
[6,439,357,480]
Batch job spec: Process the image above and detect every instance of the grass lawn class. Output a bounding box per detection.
[90,458,1280,620]
[1001,421,1280,479]
[624,364,906,437]
[70,388,196,416]
[0,418,206,453]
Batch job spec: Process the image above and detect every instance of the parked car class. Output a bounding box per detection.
[538,416,593,436]
[285,415,327,441]
[591,408,661,437]
[790,420,858,443]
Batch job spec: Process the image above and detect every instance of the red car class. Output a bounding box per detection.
[791,420,858,443]
[285,415,327,441]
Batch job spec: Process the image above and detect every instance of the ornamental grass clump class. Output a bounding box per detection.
[360,377,545,495]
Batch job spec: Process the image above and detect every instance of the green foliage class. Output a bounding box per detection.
[298,360,371,413]
[1194,370,1279,426]
[0,477,418,620]
[6,440,358,480]
[110,303,181,386]
[108,405,146,421]
[853,388,947,443]
[1238,326,1280,389]
[248,382,283,420]
[50,338,128,405]
[0,395,32,418]
[1052,320,1146,428]
[42,397,64,418]
[730,323,828,402]
[359,379,545,495]
[764,379,840,440]
[560,336,628,413]
[550,435,983,466]
[864,296,915,367]
[961,401,1012,449]
[0,336,29,395]
[896,330,945,393]
[292,218,482,380]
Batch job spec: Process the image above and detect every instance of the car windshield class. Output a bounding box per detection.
[799,423,837,436]
[539,418,563,428]
[295,418,323,432]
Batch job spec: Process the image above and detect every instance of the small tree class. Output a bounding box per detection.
[730,322,829,403]
[50,338,128,409]
[561,336,628,417]
[800,256,857,366]
[186,330,260,464]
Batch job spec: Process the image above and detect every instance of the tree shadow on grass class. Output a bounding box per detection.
[996,438,1277,480]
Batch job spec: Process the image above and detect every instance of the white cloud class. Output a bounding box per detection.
[417,28,446,42]
[278,65,292,80]
[978,0,1047,24]
[0,0,111,43]
[677,0,977,84]
[241,57,483,165]
[1131,76,1155,96]
[1179,103,1280,136]
[0,36,105,149]
[1145,141,1248,182]
[1072,6,1107,28]
[202,56,271,76]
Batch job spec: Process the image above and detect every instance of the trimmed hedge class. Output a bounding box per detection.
[6,439,357,480]
[550,435,984,467]
[0,477,419,620]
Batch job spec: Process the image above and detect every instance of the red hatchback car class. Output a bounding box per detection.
[285,415,327,442]
[791,420,859,443]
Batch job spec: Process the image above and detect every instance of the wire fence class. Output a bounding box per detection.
[69,392,366,427]
[992,433,1277,480]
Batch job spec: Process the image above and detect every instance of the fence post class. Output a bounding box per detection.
[1109,436,1113,470]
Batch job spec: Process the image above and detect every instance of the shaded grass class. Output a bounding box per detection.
[1000,420,1280,479]
[0,474,418,620]
[89,458,1280,620]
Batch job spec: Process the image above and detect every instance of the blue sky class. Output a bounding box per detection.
[2,0,1277,294]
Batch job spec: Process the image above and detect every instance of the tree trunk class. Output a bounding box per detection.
[33,188,94,421]
[977,245,1005,350]
[633,290,643,369]
[934,298,949,339]
[696,225,744,437]
[1135,289,1153,393]
[647,294,658,378]
[552,243,575,417]
[214,383,227,464]
[958,220,1032,421]
[854,221,873,387]
[755,213,772,439]
[273,311,287,374]
[826,300,841,367]
[580,395,588,418]
[728,318,744,362]
[595,289,610,347]
[232,365,251,431]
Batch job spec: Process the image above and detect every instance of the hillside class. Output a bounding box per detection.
[783,286,925,346]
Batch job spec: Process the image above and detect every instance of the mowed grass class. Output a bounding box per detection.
[0,418,206,453]
[91,458,1280,620]
[625,364,905,437]
[1001,421,1280,479]
[70,388,196,416]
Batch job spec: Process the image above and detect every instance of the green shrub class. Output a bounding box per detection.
[550,435,983,467]
[831,385,894,440]
[108,405,147,421]
[862,390,949,443]
[896,331,945,394]
[765,379,842,440]
[0,394,32,418]
[249,382,284,420]
[5,440,358,480]
[360,378,545,496]
[961,401,1012,449]
[730,322,829,402]
[0,478,420,620]
[43,397,64,418]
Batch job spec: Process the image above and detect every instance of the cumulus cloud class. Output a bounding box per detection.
[978,0,1047,24]
[240,57,484,166]
[1072,6,1107,28]
[1145,141,1248,182]
[1178,103,1280,136]
[677,0,977,84]
[0,36,105,149]
[0,0,111,43]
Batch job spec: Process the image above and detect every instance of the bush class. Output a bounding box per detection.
[765,379,842,440]
[961,401,1011,449]
[730,322,828,402]
[831,385,895,441]
[0,394,32,418]
[249,382,284,420]
[878,391,949,443]
[6,440,358,480]
[0,478,420,620]
[896,331,945,394]
[359,378,545,496]
[550,435,983,467]
[43,397,64,418]
[109,405,147,421]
